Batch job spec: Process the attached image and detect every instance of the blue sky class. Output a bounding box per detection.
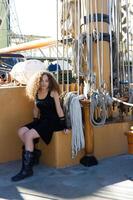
[13,0,58,37]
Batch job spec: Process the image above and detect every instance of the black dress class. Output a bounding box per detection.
[25,91,64,144]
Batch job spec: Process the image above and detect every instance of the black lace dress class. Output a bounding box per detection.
[25,91,64,144]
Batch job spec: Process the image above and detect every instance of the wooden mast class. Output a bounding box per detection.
[0,38,57,53]
[81,0,110,157]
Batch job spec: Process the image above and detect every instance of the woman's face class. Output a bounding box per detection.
[40,74,49,90]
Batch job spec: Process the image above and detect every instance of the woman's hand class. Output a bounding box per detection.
[64,129,69,134]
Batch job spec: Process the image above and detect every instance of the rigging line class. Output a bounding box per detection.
[113,0,117,32]
[62,0,65,92]
[0,0,7,21]
[89,1,107,127]
[74,0,77,78]
[113,97,133,107]
[132,37,133,83]
[75,0,77,39]
[38,48,46,57]
[56,0,59,82]
[82,0,86,33]
[0,0,9,31]
[109,0,113,97]
[85,0,93,89]
[7,0,26,47]
[121,1,126,95]
[126,0,131,90]
[66,0,69,93]
[90,0,94,88]
[77,0,80,95]
[10,0,26,43]
[12,0,25,41]
[112,0,115,31]
[131,3,133,83]
[122,41,126,83]
[95,0,101,88]
[116,0,120,90]
[119,0,122,94]
[86,0,91,83]
[0,1,3,15]
[122,1,127,94]
[129,0,133,83]
[123,0,129,94]
[2,0,10,45]
[117,1,125,94]
[100,0,104,86]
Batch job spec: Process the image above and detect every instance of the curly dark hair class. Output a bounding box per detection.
[26,71,60,100]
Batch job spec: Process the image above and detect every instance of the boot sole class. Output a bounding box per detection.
[11,172,33,182]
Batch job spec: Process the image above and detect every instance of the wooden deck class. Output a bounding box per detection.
[0,154,133,200]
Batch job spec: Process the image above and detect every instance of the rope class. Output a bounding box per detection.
[62,0,65,92]
[63,92,85,158]
[66,0,69,93]
[56,0,59,82]
[0,1,10,31]
[86,0,94,90]
[95,0,101,88]
[101,0,104,86]
[89,0,113,127]
[113,97,133,107]
[126,0,131,92]
[116,0,120,90]
[77,0,80,95]
[70,94,85,158]
[109,0,114,97]
[90,89,114,126]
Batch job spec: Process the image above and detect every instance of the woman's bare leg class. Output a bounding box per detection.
[18,127,29,143]
[24,129,40,152]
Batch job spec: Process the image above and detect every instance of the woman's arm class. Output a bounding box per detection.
[52,91,64,117]
[52,91,69,132]
[33,102,39,119]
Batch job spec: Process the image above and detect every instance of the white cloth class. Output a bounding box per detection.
[10,59,47,84]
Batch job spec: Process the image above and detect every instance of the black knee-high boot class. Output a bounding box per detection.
[22,146,41,166]
[33,148,41,165]
[22,138,41,166]
[11,150,34,182]
[33,138,41,165]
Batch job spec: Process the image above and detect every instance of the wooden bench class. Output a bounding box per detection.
[38,130,85,168]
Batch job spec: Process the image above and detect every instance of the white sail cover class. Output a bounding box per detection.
[10,59,47,84]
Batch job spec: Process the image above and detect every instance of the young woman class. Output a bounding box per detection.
[11,71,66,182]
